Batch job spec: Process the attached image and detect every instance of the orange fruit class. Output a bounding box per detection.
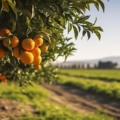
[33,56,42,65]
[0,75,2,79]
[0,74,5,79]
[31,47,41,57]
[11,36,19,48]
[3,36,19,48]
[0,74,4,79]
[40,44,48,53]
[2,78,7,83]
[33,36,43,47]
[0,28,11,37]
[3,1,9,10]
[20,51,34,64]
[22,38,35,51]
[13,47,20,58]
[3,0,16,11]
[0,48,5,58]
[2,38,9,47]
[0,74,7,83]
[34,65,42,70]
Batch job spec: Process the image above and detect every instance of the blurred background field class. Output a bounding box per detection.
[0,68,120,120]
[0,82,114,120]
[59,69,120,99]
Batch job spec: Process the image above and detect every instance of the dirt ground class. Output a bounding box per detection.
[43,84,120,120]
[0,99,35,120]
[0,84,120,120]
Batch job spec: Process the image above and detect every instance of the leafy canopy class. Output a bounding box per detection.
[0,0,105,85]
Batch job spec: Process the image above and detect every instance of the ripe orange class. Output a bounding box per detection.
[0,74,5,79]
[31,47,41,57]
[0,48,5,58]
[0,28,11,37]
[2,38,9,47]
[22,38,35,51]
[13,47,20,58]
[0,74,7,83]
[3,0,16,11]
[3,1,9,10]
[33,56,42,65]
[3,36,19,48]
[33,36,43,47]
[34,65,42,70]
[20,51,34,64]
[11,36,19,48]
[40,44,48,53]
[2,78,7,83]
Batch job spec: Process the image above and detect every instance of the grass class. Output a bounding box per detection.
[59,69,120,99]
[59,75,120,99]
[60,69,120,81]
[0,82,114,120]
[20,112,113,120]
[0,83,48,103]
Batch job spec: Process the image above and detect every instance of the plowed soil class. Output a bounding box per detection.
[0,84,120,120]
[0,99,35,120]
[43,84,120,120]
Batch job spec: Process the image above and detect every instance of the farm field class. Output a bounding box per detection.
[59,69,120,99]
[0,83,113,120]
[60,69,120,82]
[0,0,119,120]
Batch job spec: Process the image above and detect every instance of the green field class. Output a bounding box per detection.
[0,83,113,120]
[59,69,120,99]
[60,69,120,81]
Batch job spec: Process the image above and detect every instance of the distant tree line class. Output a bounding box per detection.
[96,61,117,69]
[54,61,118,69]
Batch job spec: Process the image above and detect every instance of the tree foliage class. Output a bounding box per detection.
[0,0,105,85]
[97,61,118,69]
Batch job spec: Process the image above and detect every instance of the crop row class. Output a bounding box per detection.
[0,83,113,120]
[60,69,120,81]
[59,75,120,99]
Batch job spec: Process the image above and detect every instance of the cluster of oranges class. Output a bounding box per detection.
[0,27,49,70]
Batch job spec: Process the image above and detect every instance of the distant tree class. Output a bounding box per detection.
[94,64,97,69]
[78,64,81,69]
[97,61,118,69]
[71,64,77,69]
[87,63,90,69]
[81,64,85,69]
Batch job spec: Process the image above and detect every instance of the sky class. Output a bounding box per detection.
[58,0,120,62]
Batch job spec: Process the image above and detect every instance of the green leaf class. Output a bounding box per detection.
[73,25,78,39]
[99,0,105,12]
[11,19,16,32]
[60,17,66,28]
[94,26,103,32]
[66,14,73,21]
[87,31,91,40]
[93,17,97,25]
[68,23,72,33]
[75,15,90,23]
[31,5,35,18]
[94,2,99,11]
[95,31,101,40]
[86,3,90,10]
[82,30,87,39]
[8,1,17,20]
[0,0,2,13]
[21,9,32,19]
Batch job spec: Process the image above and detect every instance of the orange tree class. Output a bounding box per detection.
[0,0,104,85]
